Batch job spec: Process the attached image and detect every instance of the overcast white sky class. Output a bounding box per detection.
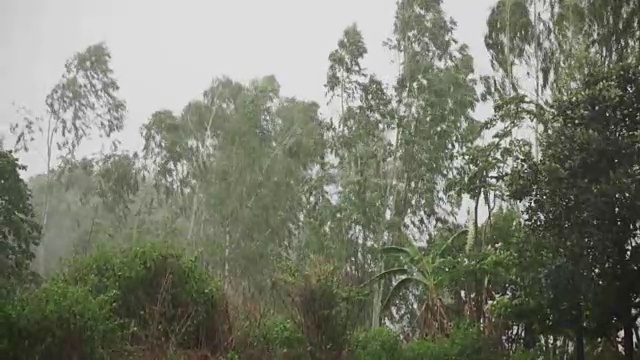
[1,0,496,177]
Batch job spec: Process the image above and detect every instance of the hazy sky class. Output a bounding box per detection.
[1,0,496,177]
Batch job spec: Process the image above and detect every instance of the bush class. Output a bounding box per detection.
[58,241,231,355]
[349,326,402,360]
[275,256,368,359]
[236,314,306,359]
[0,280,123,359]
[403,322,500,360]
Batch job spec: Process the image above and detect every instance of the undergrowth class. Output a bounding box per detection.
[0,242,560,359]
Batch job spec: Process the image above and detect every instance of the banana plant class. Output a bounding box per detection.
[366,229,468,337]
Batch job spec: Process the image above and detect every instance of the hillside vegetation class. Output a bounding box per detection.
[2,1,640,359]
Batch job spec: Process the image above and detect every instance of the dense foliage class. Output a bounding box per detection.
[2,0,640,359]
[0,149,41,297]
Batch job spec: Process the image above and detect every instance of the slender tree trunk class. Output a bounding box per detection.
[224,224,230,291]
[575,302,585,360]
[371,281,382,328]
[37,177,50,274]
[623,292,635,360]
[37,116,55,275]
[470,194,483,324]
[187,189,199,248]
[524,321,537,350]
[624,319,634,360]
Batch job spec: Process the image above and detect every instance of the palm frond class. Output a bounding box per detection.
[362,267,409,287]
[380,245,414,258]
[381,276,428,313]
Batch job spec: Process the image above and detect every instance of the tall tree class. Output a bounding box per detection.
[325,24,395,327]
[376,0,479,329]
[485,0,640,97]
[141,75,327,306]
[10,43,126,274]
[389,0,479,235]
[510,60,640,359]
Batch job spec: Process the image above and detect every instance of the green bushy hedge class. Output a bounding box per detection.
[59,241,231,354]
[0,241,231,359]
[235,315,306,359]
[0,280,122,360]
[348,323,504,360]
[349,327,402,360]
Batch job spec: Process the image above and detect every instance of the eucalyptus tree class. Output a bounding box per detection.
[325,23,397,328]
[141,77,243,253]
[9,43,127,274]
[141,77,248,280]
[207,76,328,303]
[141,75,327,305]
[267,97,327,258]
[325,24,394,283]
[24,152,142,263]
[388,0,479,237]
[483,0,640,173]
[194,76,282,293]
[485,0,640,98]
[373,0,479,329]
[73,152,142,253]
[94,152,140,226]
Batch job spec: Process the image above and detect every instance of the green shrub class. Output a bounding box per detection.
[275,256,368,359]
[238,315,306,359]
[256,317,305,353]
[349,326,402,360]
[0,280,123,360]
[59,241,231,355]
[403,322,499,360]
